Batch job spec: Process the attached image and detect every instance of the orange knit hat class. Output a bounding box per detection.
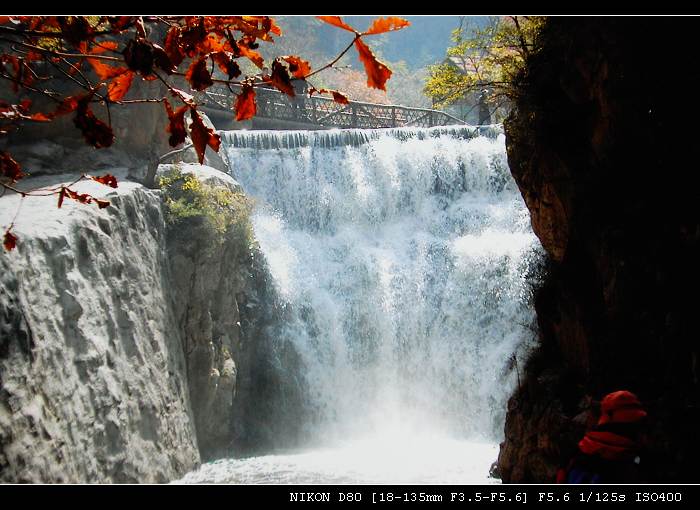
[598,390,647,425]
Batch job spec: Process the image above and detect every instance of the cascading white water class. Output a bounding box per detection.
[178,126,543,484]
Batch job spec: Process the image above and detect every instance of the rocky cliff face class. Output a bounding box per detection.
[0,163,266,481]
[498,18,700,482]
[1,79,172,184]
[156,163,285,460]
[0,176,199,482]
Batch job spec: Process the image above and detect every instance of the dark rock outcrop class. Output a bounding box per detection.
[157,163,307,460]
[499,17,700,482]
[160,165,251,460]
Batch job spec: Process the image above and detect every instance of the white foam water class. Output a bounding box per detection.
[177,434,499,484]
[177,126,542,484]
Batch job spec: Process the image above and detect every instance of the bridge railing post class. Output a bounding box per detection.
[391,106,396,127]
[352,103,357,128]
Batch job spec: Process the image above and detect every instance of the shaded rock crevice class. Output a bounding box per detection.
[499,17,700,482]
[159,164,253,460]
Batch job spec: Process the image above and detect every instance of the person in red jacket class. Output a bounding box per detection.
[556,390,649,483]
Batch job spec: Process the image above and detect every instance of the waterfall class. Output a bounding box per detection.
[221,125,542,449]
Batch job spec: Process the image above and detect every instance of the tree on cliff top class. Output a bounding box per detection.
[424,16,544,122]
[0,15,410,252]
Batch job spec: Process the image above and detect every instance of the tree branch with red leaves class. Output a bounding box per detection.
[0,15,410,252]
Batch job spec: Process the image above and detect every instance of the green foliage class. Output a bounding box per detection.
[158,166,253,246]
[424,16,546,115]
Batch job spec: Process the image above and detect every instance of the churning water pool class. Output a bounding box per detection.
[176,433,499,484]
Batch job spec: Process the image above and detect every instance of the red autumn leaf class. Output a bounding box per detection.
[87,58,128,81]
[53,95,81,117]
[363,17,411,35]
[25,50,43,61]
[73,100,114,149]
[239,16,282,37]
[204,16,239,32]
[189,109,221,165]
[66,189,88,204]
[88,41,119,54]
[164,100,188,147]
[55,184,109,210]
[309,88,349,105]
[107,70,134,101]
[1,151,23,181]
[29,112,52,122]
[196,33,231,54]
[24,17,37,29]
[3,230,17,252]
[354,38,392,90]
[164,26,185,68]
[90,174,118,188]
[218,16,278,42]
[123,38,154,75]
[270,60,295,97]
[108,16,134,32]
[152,44,175,74]
[63,188,102,206]
[281,56,311,79]
[264,17,282,36]
[17,99,31,112]
[237,43,264,69]
[234,85,256,121]
[180,19,208,57]
[317,16,358,33]
[330,90,349,104]
[185,56,213,91]
[211,52,241,80]
[244,16,282,37]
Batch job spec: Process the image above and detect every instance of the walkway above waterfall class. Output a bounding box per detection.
[200,84,467,131]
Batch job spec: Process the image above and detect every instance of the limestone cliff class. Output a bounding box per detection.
[498,18,700,482]
[0,176,199,482]
[0,163,266,481]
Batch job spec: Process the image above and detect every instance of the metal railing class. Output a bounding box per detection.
[202,85,466,129]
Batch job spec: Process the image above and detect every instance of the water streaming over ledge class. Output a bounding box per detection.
[178,125,543,483]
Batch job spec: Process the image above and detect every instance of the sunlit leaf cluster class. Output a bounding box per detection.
[158,166,253,244]
[424,16,545,111]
